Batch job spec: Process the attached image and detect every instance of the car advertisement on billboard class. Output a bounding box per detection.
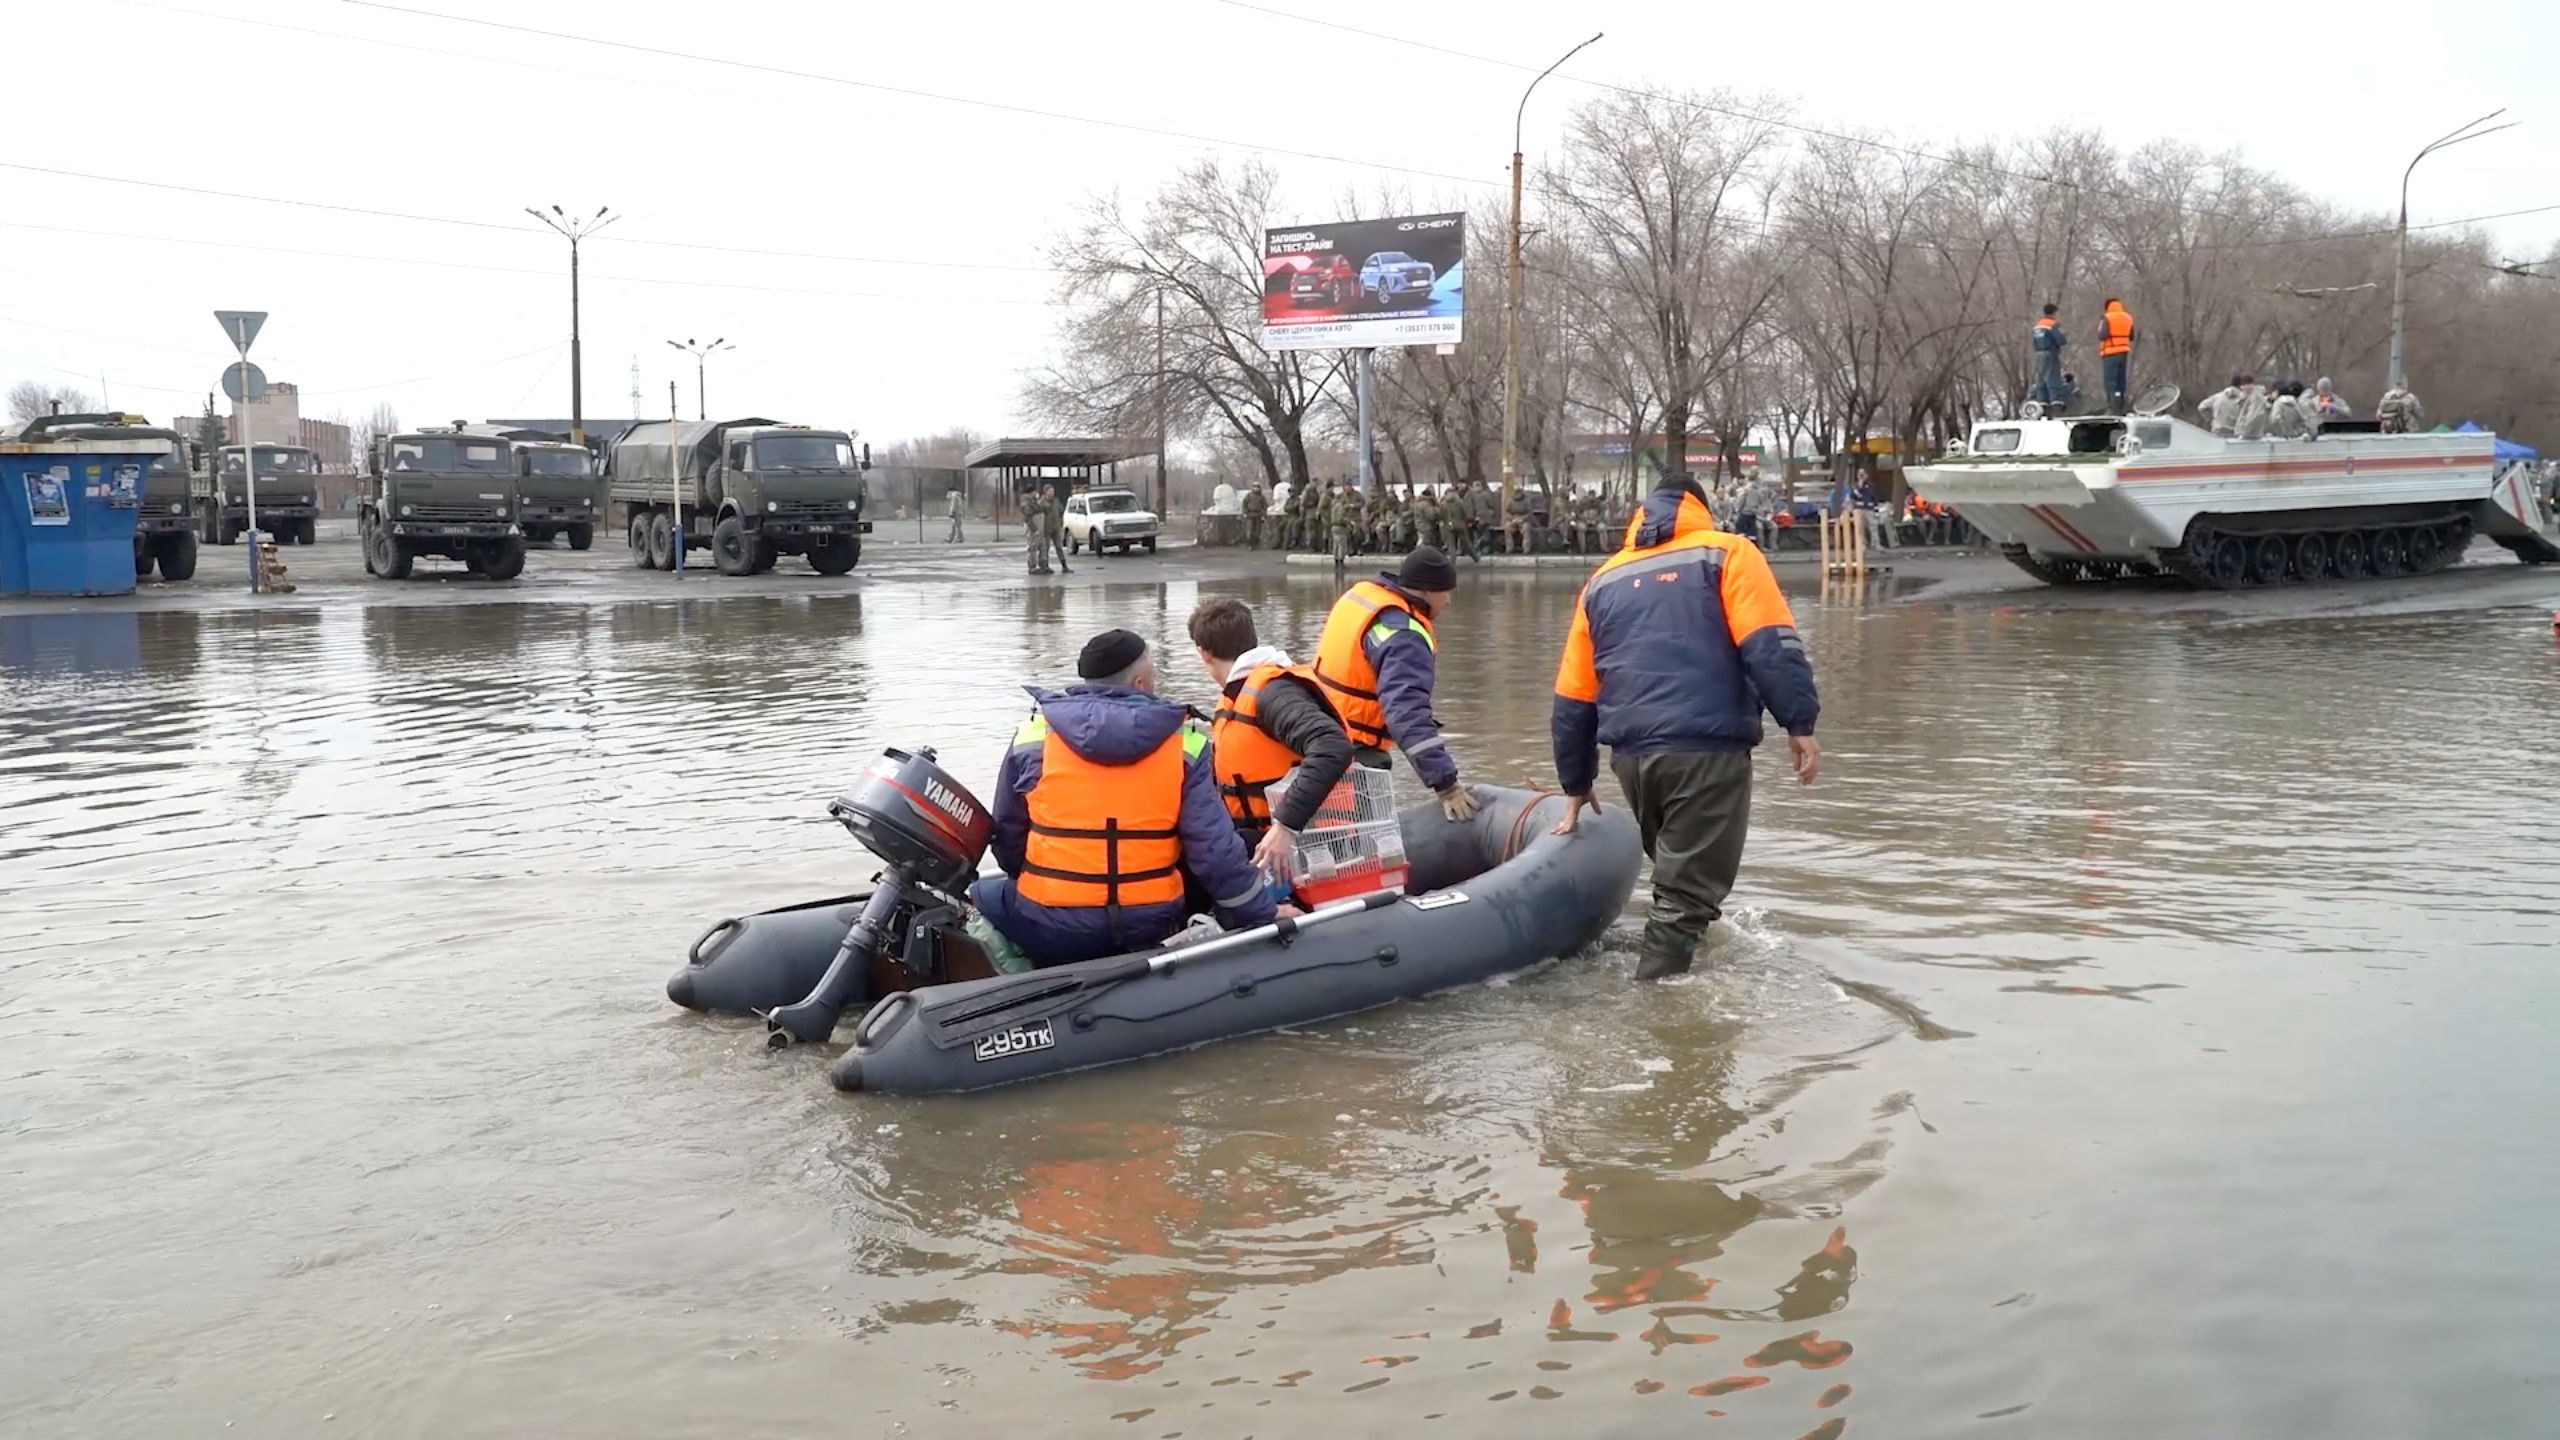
[1260,211,1465,352]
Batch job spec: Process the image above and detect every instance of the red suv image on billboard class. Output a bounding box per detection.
[1287,254,1358,309]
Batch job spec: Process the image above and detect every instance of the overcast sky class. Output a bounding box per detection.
[8,0,2553,445]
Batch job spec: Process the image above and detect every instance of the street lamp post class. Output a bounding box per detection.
[1501,31,1602,532]
[527,204,617,445]
[666,337,732,420]
[2388,110,2511,391]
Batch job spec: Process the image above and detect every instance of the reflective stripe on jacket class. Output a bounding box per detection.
[1016,717,1204,912]
[1554,484,1819,796]
[1314,579,1434,750]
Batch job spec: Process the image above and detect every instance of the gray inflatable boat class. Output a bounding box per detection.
[666,746,1641,1094]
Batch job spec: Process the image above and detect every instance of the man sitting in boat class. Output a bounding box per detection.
[1188,597,1356,876]
[970,628,1277,968]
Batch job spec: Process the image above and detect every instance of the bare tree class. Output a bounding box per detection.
[1544,89,1790,473]
[1029,159,1342,494]
[7,380,97,426]
[872,427,988,469]
[348,400,401,465]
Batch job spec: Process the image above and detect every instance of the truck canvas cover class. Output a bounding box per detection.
[607,417,783,491]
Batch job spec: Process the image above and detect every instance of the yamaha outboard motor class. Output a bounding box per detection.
[764,746,991,1045]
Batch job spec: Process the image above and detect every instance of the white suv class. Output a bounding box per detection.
[1063,489,1160,555]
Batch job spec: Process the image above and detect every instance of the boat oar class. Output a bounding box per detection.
[927,890,1403,1041]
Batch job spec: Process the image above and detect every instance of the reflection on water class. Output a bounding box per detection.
[6,572,2560,1438]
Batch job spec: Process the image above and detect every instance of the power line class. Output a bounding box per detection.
[1204,0,2071,193]
[341,0,1501,191]
[1211,0,2544,242]
[0,219,1055,305]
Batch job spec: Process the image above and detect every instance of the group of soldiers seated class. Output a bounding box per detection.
[1239,479,1623,558]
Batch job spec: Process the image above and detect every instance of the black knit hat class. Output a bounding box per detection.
[1076,627,1149,680]
[1397,545,1458,593]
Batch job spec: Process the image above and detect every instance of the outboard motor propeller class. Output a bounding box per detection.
[764,745,992,1046]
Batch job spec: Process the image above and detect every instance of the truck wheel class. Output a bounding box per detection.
[629,513,653,567]
[159,530,199,582]
[749,538,780,573]
[713,515,754,576]
[136,546,157,578]
[218,517,241,546]
[299,517,319,546]
[808,535,859,575]
[370,523,413,580]
[481,536,528,581]
[566,524,594,551]
[647,512,675,570]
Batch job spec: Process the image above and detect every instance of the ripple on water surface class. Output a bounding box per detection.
[4,576,2558,1437]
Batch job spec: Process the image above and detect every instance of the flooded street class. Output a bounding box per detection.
[8,551,2560,1438]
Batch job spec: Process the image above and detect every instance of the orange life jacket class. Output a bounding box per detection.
[1017,722,1193,912]
[1313,580,1435,750]
[2098,306,2133,357]
[1210,661,1340,834]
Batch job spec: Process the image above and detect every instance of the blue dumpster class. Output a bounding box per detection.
[0,435,159,597]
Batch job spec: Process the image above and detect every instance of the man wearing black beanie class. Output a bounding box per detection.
[1311,544,1478,822]
[971,628,1276,967]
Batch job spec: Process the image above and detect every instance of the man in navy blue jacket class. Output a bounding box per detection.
[971,629,1276,967]
[1551,474,1820,979]
[2030,303,2067,408]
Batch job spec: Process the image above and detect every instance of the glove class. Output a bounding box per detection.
[1438,783,1479,823]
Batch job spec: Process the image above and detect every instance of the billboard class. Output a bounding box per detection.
[1260,211,1465,352]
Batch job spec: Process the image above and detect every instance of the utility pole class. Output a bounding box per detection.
[2389,110,2511,391]
[1501,31,1602,527]
[1153,288,1168,522]
[527,204,617,445]
[667,337,731,420]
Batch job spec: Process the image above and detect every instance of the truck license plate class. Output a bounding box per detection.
[806,524,835,534]
[973,1020,1056,1062]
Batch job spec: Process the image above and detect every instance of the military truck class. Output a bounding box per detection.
[359,429,527,580]
[464,425,605,549]
[607,417,870,575]
[197,443,321,546]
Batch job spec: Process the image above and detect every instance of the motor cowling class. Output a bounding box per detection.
[828,746,991,892]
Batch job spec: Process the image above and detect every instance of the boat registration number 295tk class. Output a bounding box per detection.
[973,1020,1057,1062]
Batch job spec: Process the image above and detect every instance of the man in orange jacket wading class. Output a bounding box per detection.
[1550,472,1820,980]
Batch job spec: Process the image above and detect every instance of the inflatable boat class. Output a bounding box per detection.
[666,746,1642,1094]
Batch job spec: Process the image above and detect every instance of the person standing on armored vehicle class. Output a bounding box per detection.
[2096,297,2136,415]
[2029,303,2068,409]
[2377,383,2424,433]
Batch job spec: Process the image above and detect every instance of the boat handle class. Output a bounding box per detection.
[687,916,741,968]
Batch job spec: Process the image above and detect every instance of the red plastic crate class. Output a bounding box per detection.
[1294,861,1408,907]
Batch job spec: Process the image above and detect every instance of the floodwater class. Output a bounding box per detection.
[7,557,2560,1439]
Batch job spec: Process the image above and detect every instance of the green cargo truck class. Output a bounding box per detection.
[607,417,869,575]
[359,429,527,580]
[198,444,321,546]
